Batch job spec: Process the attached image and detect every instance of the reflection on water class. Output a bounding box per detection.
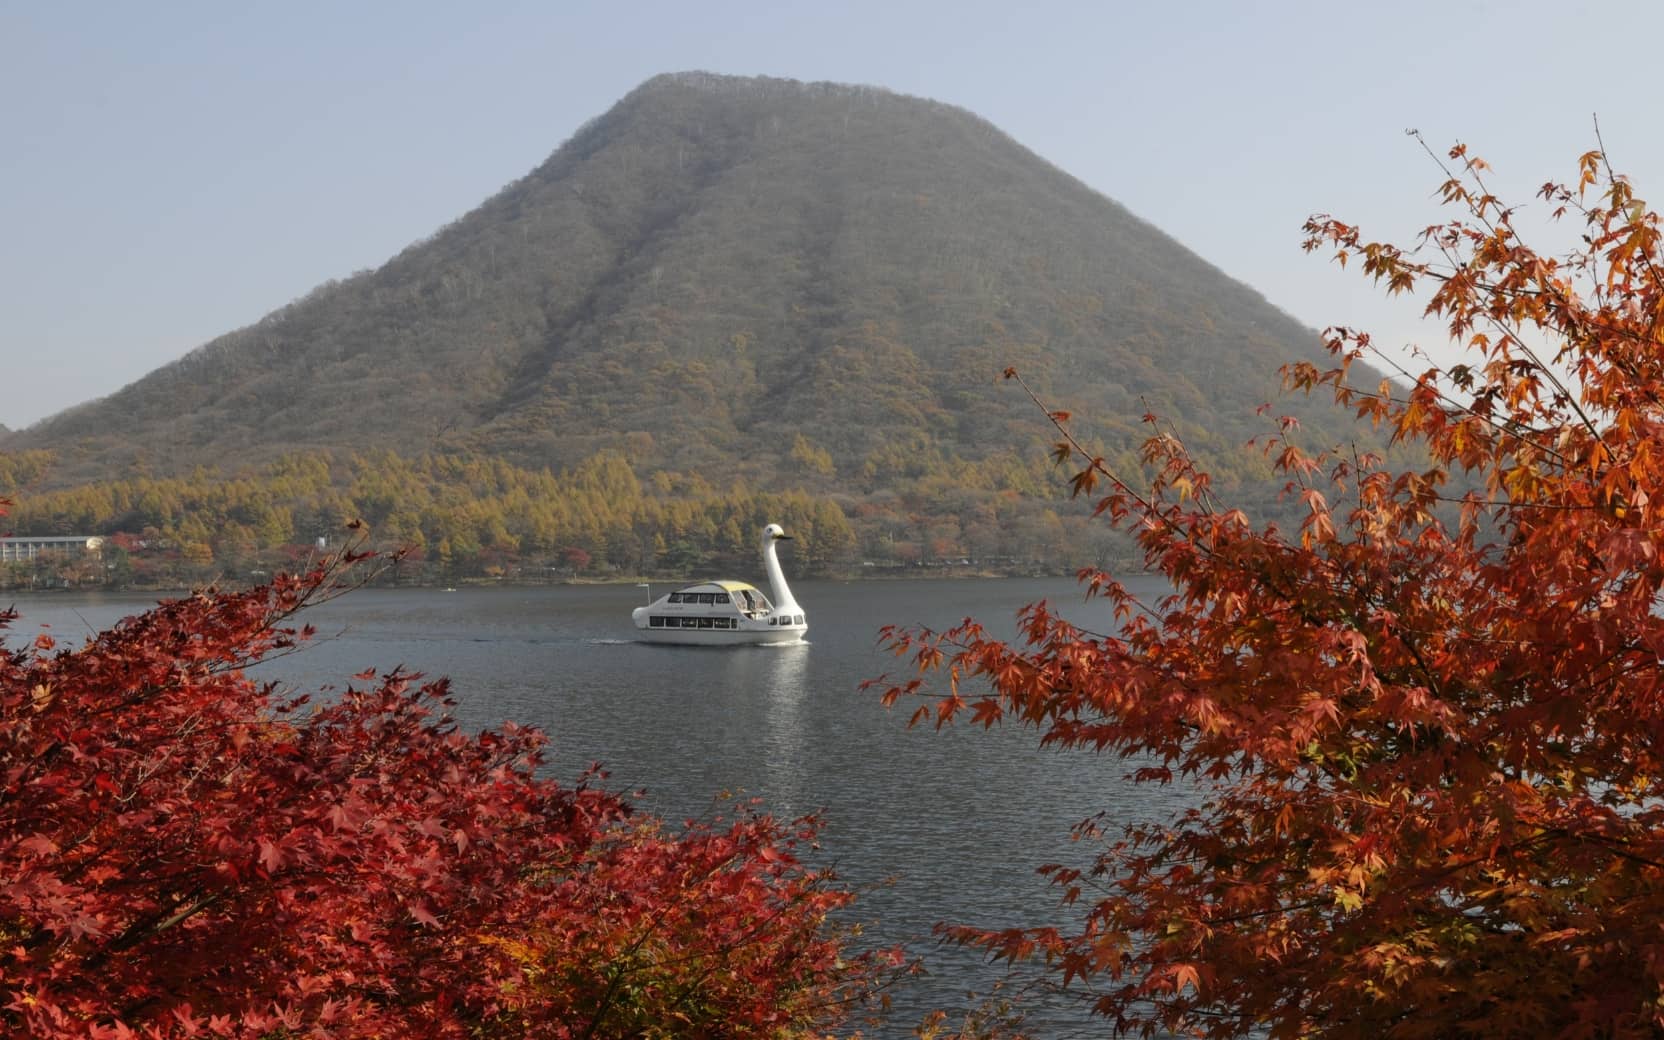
[755,644,812,808]
[6,577,1177,1035]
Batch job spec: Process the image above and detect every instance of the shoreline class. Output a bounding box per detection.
[1,563,1109,598]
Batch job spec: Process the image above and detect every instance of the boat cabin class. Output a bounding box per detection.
[640,580,805,633]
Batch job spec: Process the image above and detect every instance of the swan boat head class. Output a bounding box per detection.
[760,523,802,615]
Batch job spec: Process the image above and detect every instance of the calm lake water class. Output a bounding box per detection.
[6,575,1187,1036]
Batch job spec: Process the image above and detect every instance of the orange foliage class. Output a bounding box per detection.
[877,138,1664,1037]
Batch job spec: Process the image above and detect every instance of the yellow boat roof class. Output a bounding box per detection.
[676,580,760,594]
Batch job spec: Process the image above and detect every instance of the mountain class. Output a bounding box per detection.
[3,72,1384,572]
[0,74,1391,585]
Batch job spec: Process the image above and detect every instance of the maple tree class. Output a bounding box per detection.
[0,528,886,1038]
[877,139,1664,1037]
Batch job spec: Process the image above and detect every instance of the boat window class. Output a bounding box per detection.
[715,593,730,604]
[794,615,804,625]
[698,617,714,628]
[698,593,715,604]
[668,592,683,604]
[649,617,664,628]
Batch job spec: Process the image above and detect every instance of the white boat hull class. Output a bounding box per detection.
[633,621,807,646]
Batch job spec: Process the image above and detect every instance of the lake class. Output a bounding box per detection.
[6,575,1184,1035]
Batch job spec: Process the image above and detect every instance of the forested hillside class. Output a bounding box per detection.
[2,72,1386,582]
[0,446,1128,588]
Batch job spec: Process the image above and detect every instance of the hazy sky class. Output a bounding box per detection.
[4,0,1661,429]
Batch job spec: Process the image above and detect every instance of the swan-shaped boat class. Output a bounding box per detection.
[632,524,807,645]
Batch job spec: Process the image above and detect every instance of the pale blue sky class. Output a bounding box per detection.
[4,0,1659,429]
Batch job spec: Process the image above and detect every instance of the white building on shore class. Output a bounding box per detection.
[0,535,104,564]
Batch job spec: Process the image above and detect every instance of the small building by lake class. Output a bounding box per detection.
[0,536,104,564]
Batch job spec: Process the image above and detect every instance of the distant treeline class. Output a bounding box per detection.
[0,446,1129,589]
